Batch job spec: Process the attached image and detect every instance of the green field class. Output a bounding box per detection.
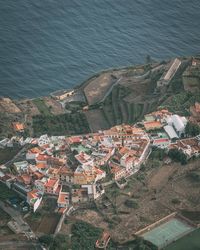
[33,98,51,116]
[164,228,200,250]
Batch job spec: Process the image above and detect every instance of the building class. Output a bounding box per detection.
[38,134,50,147]
[164,125,178,140]
[109,162,126,180]
[71,188,88,204]
[152,138,170,148]
[157,58,181,87]
[44,178,59,194]
[26,147,41,160]
[169,137,200,159]
[143,121,162,131]
[12,122,25,132]
[57,191,69,208]
[166,115,187,138]
[82,184,105,200]
[27,189,43,212]
[13,161,29,173]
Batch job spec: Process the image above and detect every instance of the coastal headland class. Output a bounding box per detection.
[1,55,200,140]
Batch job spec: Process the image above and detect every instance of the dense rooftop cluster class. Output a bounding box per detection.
[1,108,200,214]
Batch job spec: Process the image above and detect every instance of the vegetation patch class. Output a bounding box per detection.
[124,199,139,209]
[0,182,18,201]
[71,221,102,250]
[164,228,200,250]
[32,113,90,136]
[33,98,51,116]
[0,145,22,165]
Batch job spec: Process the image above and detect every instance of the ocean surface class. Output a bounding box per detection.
[0,0,200,99]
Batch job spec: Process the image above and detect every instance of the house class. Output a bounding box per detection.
[110,162,126,180]
[44,178,59,194]
[12,122,25,132]
[34,177,48,193]
[38,134,50,147]
[93,166,106,182]
[82,184,105,200]
[57,166,74,183]
[74,170,88,185]
[67,136,82,145]
[17,174,32,185]
[26,147,41,160]
[13,161,29,173]
[36,163,48,174]
[27,189,43,212]
[169,137,200,159]
[71,188,88,204]
[57,191,69,208]
[152,138,170,148]
[75,152,93,165]
[35,154,49,164]
[143,121,162,131]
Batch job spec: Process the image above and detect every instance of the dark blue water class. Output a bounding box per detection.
[0,0,200,99]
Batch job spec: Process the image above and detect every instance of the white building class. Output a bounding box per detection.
[38,134,50,147]
[165,114,187,138]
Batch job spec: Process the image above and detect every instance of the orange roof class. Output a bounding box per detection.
[36,163,48,169]
[34,171,44,179]
[12,122,25,131]
[119,147,129,155]
[58,192,69,204]
[69,136,82,144]
[45,178,58,188]
[144,121,162,130]
[36,154,49,161]
[27,189,39,200]
[110,164,125,174]
[29,147,41,154]
[93,166,104,175]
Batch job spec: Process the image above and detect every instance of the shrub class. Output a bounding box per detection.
[171,198,181,205]
[124,199,139,209]
[39,235,53,246]
[71,221,102,250]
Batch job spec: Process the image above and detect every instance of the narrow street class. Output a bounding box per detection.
[0,200,36,240]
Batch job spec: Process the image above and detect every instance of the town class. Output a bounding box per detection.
[0,56,200,249]
[1,105,200,247]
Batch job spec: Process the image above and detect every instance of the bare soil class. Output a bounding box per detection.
[43,97,65,115]
[37,213,60,234]
[84,72,120,105]
[85,109,109,132]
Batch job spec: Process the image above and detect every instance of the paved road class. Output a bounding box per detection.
[0,200,36,240]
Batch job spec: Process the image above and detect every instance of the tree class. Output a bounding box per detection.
[124,199,139,209]
[39,235,53,246]
[168,149,187,165]
[185,122,200,137]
